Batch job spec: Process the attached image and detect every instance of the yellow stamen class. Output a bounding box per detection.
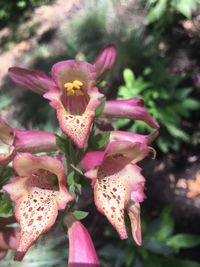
[64,80,84,96]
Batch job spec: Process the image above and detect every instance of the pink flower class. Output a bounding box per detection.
[81,140,149,245]
[8,45,117,148]
[102,99,159,129]
[64,215,100,267]
[0,216,20,260]
[3,153,74,261]
[0,117,57,165]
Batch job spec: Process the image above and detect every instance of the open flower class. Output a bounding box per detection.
[102,99,159,129]
[63,215,100,267]
[3,153,74,261]
[0,118,57,165]
[8,45,116,148]
[81,140,149,244]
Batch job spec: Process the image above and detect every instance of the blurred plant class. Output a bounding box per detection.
[116,66,200,152]
[0,0,54,28]
[146,0,200,30]
[99,207,200,267]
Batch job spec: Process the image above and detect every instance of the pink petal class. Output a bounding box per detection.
[0,228,20,250]
[93,44,117,78]
[14,130,57,153]
[80,151,105,172]
[127,202,142,245]
[51,60,96,92]
[105,141,148,165]
[103,99,159,129]
[67,219,100,266]
[8,67,56,95]
[44,87,103,148]
[3,153,74,261]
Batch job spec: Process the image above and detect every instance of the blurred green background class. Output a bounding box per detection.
[0,0,200,266]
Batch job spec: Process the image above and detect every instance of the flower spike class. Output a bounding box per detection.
[3,153,74,261]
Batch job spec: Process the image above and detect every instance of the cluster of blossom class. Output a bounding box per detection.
[0,45,159,265]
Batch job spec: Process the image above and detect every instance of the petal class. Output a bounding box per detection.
[110,130,158,145]
[93,44,117,78]
[8,67,56,95]
[0,118,15,165]
[80,151,105,172]
[92,155,145,240]
[105,141,148,165]
[44,87,103,148]
[66,218,100,266]
[14,130,57,153]
[51,60,96,91]
[3,153,74,261]
[103,99,159,129]
[0,228,20,250]
[127,202,142,245]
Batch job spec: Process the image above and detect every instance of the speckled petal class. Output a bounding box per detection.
[3,153,74,261]
[44,87,103,148]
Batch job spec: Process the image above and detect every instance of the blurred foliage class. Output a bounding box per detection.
[0,0,53,28]
[116,67,200,152]
[99,207,200,267]
[146,0,200,30]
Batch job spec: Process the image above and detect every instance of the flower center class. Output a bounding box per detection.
[64,80,84,96]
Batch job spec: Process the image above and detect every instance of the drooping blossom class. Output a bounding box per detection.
[0,118,57,165]
[81,140,149,244]
[102,99,159,129]
[63,215,100,267]
[8,45,117,148]
[0,216,20,260]
[3,153,74,261]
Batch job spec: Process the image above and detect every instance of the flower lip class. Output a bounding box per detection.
[3,153,74,261]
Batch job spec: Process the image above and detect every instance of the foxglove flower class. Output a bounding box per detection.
[3,153,74,261]
[64,215,100,267]
[0,118,57,165]
[81,140,149,244]
[102,99,159,129]
[8,45,116,148]
[0,217,20,260]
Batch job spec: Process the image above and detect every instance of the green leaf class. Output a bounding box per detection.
[161,257,200,267]
[72,210,89,220]
[56,135,68,153]
[144,240,174,256]
[89,132,110,150]
[123,68,135,87]
[95,97,106,117]
[0,193,13,216]
[67,171,75,187]
[175,0,197,18]
[181,98,200,110]
[165,124,190,142]
[167,234,200,250]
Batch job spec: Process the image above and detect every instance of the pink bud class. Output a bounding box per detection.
[66,218,100,267]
